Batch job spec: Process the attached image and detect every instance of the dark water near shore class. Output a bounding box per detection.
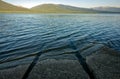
[0,14,120,69]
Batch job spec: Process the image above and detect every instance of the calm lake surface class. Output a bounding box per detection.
[0,14,120,69]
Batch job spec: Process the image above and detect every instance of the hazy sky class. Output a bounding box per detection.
[3,0,120,8]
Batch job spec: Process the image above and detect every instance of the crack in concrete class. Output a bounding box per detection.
[22,52,42,79]
[22,44,46,79]
[69,40,95,79]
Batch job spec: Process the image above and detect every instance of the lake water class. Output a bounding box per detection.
[0,14,120,69]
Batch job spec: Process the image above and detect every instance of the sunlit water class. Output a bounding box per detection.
[0,14,120,69]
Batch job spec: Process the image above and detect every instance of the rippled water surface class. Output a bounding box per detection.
[0,14,120,69]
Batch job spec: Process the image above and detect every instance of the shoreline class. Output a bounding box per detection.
[0,11,120,14]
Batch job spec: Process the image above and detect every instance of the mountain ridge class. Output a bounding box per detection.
[0,0,29,12]
[0,0,120,13]
[30,4,98,13]
[30,4,120,13]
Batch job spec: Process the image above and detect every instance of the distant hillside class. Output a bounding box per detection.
[93,7,120,13]
[0,0,28,12]
[30,4,99,13]
[0,0,120,13]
